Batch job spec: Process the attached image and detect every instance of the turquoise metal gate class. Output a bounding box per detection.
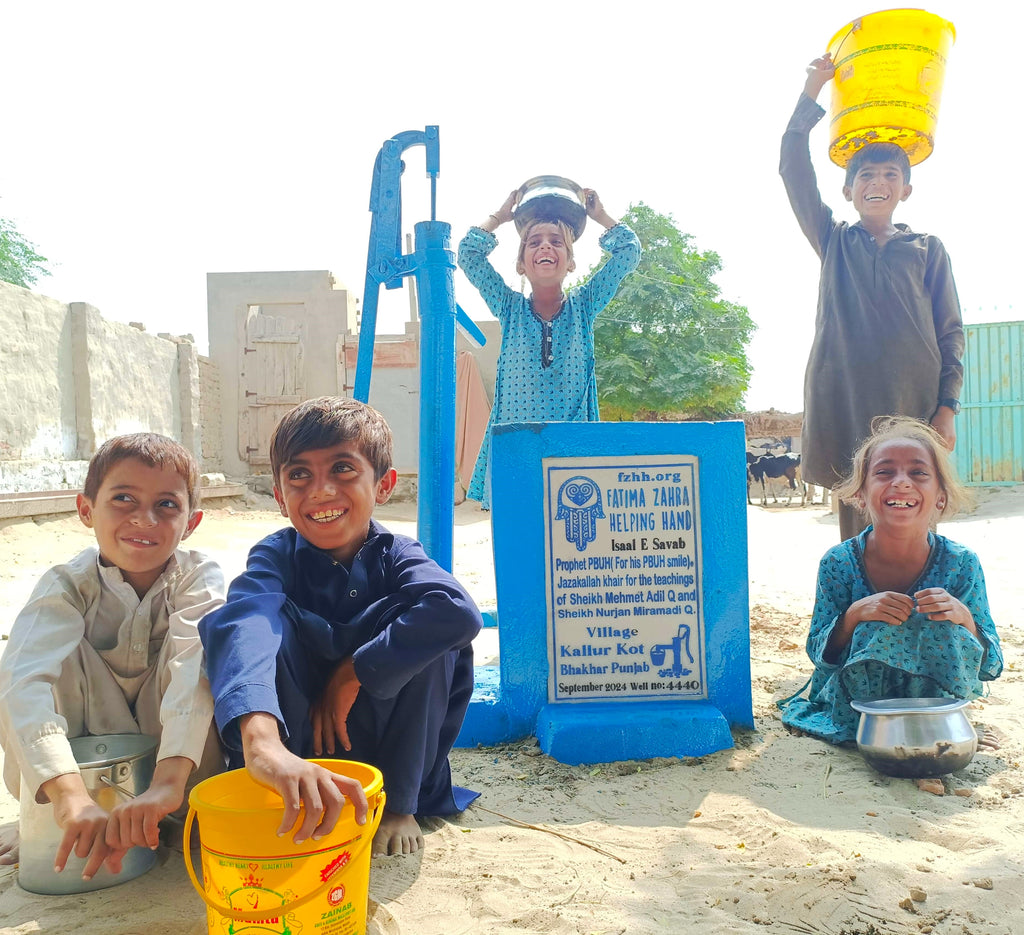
[955,320,1024,485]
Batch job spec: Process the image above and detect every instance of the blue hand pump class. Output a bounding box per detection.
[353,127,484,571]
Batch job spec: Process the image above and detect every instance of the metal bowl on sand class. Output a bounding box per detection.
[851,697,978,778]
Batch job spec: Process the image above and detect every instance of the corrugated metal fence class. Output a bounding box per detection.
[955,320,1024,485]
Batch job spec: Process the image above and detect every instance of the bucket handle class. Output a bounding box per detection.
[183,790,386,923]
[830,18,862,68]
[99,774,137,801]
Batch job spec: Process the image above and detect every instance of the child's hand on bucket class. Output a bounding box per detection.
[241,712,370,844]
[804,52,835,100]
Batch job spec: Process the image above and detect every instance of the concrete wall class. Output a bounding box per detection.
[198,355,223,473]
[2,268,500,492]
[70,303,182,450]
[0,280,205,492]
[0,281,77,470]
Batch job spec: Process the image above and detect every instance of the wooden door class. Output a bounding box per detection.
[239,306,305,469]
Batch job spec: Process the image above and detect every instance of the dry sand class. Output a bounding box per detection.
[0,488,1022,935]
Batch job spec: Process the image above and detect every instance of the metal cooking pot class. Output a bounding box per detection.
[851,697,977,778]
[513,175,587,241]
[18,733,159,894]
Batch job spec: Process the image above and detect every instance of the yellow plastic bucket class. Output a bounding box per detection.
[827,8,956,167]
[184,760,385,935]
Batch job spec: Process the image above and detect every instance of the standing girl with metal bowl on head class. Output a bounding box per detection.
[458,177,641,510]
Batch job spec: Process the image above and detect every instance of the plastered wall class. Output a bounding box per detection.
[198,355,223,473]
[0,280,204,492]
[0,281,77,467]
[2,270,499,492]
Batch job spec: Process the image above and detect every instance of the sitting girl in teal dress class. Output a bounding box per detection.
[780,416,1002,757]
[458,188,640,509]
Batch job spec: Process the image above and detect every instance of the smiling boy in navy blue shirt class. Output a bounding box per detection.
[200,397,481,856]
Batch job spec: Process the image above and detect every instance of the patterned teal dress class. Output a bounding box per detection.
[780,529,1002,744]
[457,223,641,509]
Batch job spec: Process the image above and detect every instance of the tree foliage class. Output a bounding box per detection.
[589,203,754,420]
[0,216,50,288]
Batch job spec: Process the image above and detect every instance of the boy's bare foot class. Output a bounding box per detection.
[915,777,945,796]
[372,811,423,856]
[977,728,1001,751]
[0,824,19,865]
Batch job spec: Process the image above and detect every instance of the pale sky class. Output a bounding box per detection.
[3,1,1019,413]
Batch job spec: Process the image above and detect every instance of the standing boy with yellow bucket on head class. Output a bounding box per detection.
[781,37,964,543]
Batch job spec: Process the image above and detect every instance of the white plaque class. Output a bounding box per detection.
[543,455,706,702]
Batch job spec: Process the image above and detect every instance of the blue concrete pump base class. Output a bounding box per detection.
[535,700,733,764]
[454,421,753,764]
[458,666,522,747]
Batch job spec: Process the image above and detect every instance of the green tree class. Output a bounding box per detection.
[590,203,754,420]
[0,216,50,288]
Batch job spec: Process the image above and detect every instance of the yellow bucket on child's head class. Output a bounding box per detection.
[184,760,385,935]
[827,8,956,167]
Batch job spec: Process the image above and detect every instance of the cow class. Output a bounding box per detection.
[745,452,759,505]
[747,452,805,506]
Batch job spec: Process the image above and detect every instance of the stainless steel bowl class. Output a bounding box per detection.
[513,175,587,241]
[851,697,977,778]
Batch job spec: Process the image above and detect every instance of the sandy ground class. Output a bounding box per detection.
[0,487,1022,935]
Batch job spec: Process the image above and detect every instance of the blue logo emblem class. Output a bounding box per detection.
[555,476,604,551]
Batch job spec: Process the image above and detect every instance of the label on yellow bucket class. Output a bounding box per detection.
[201,832,368,935]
